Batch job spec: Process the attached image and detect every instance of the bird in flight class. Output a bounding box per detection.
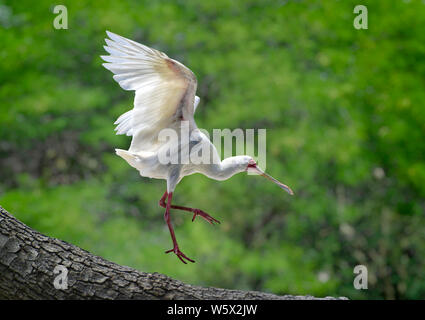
[101,31,293,264]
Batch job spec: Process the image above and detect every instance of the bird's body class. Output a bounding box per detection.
[102,31,293,263]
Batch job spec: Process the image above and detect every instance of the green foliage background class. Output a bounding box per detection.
[1,0,424,299]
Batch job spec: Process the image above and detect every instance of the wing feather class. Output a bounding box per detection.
[101,31,198,152]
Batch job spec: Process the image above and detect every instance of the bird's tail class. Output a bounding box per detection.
[115,148,157,172]
[115,149,139,168]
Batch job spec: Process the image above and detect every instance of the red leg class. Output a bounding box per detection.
[163,192,195,264]
[172,205,220,225]
[159,191,168,207]
[159,191,220,225]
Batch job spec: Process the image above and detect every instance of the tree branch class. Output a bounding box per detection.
[0,205,345,300]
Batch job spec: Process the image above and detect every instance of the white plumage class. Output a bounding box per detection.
[101,31,293,264]
[102,31,199,152]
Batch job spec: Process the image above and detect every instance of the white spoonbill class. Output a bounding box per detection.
[101,31,293,264]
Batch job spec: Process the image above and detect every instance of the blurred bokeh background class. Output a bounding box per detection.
[1,0,425,299]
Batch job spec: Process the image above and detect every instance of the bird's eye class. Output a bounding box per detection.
[247,159,256,168]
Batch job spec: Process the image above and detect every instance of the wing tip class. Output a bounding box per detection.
[100,57,112,65]
[105,30,127,45]
[106,30,115,38]
[105,30,115,44]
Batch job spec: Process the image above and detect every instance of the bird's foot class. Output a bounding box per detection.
[165,246,195,264]
[191,209,221,225]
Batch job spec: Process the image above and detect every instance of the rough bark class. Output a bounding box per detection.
[0,205,346,300]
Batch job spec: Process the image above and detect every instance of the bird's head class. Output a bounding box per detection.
[245,158,294,195]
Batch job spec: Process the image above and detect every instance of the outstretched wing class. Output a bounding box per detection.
[101,31,198,152]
